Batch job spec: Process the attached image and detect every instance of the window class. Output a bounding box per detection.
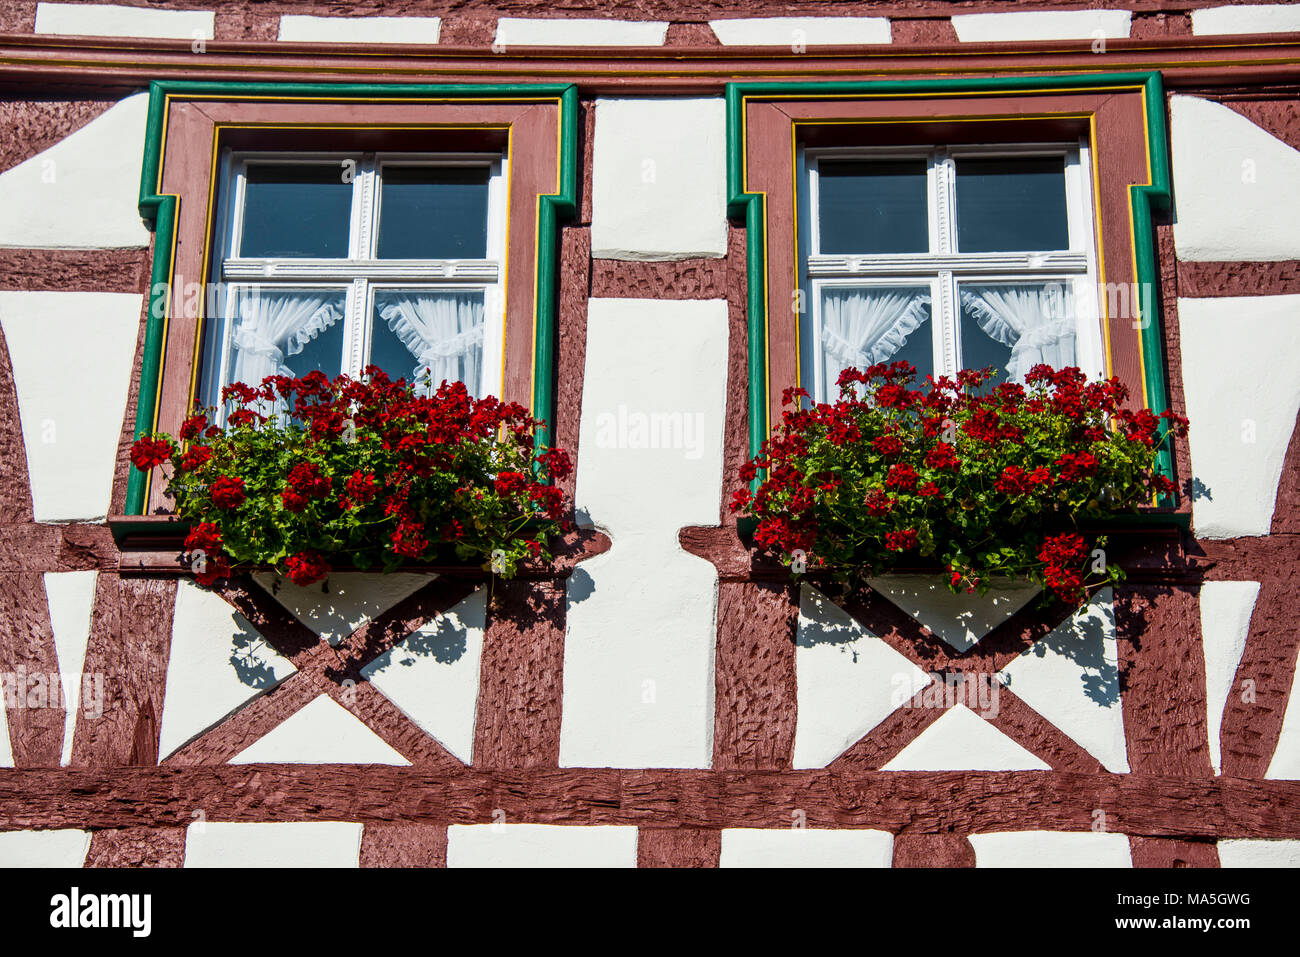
[200,151,507,414]
[799,143,1100,401]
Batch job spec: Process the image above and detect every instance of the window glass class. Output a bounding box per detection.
[819,285,932,397]
[817,160,929,255]
[371,288,486,396]
[955,156,1069,253]
[958,281,1076,385]
[240,164,353,258]
[377,166,491,259]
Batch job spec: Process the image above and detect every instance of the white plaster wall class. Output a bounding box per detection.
[0,291,141,522]
[183,822,362,868]
[1171,96,1300,262]
[867,574,1039,653]
[1192,5,1300,36]
[277,15,441,44]
[709,17,891,46]
[0,703,10,767]
[158,580,297,759]
[1178,294,1300,538]
[35,3,213,40]
[1266,642,1300,779]
[969,831,1133,867]
[252,571,430,646]
[43,570,97,766]
[793,584,929,768]
[360,588,485,765]
[590,98,728,261]
[1001,588,1129,773]
[0,92,149,248]
[494,18,668,48]
[0,829,90,867]
[1217,838,1300,867]
[446,824,638,867]
[719,828,894,868]
[951,10,1131,41]
[1199,581,1260,774]
[229,695,411,765]
[882,703,1051,771]
[561,298,727,769]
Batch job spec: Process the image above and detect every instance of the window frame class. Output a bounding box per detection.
[798,141,1102,401]
[724,73,1183,508]
[120,81,578,524]
[203,149,509,413]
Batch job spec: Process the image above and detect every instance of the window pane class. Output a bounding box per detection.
[818,285,932,400]
[240,164,353,258]
[377,166,490,259]
[371,288,486,396]
[955,156,1069,253]
[817,160,929,255]
[225,286,347,389]
[958,282,1076,386]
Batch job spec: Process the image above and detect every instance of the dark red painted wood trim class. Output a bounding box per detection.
[360,823,448,867]
[637,828,722,867]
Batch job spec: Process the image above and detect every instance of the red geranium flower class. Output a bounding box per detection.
[210,475,246,509]
[285,550,330,586]
[130,436,172,471]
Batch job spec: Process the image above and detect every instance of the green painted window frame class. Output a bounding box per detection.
[725,71,1184,518]
[127,79,579,517]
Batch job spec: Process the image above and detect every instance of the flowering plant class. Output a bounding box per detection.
[130,368,572,587]
[731,362,1189,608]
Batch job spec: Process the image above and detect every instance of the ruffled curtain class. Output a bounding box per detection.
[377,291,485,395]
[230,288,343,386]
[960,283,1076,383]
[821,286,931,389]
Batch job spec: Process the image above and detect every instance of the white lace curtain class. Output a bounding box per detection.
[960,283,1076,383]
[820,286,931,391]
[230,287,343,386]
[377,291,485,395]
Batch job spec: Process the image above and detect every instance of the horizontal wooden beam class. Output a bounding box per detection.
[0,767,1297,838]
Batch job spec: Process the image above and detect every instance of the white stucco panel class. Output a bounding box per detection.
[0,703,11,767]
[719,828,894,868]
[882,703,1051,771]
[1217,838,1300,867]
[1199,581,1260,774]
[0,91,150,248]
[184,822,362,868]
[494,18,667,47]
[0,829,90,867]
[561,298,727,769]
[0,291,140,522]
[1266,635,1300,779]
[1171,96,1300,262]
[252,571,431,646]
[1001,587,1129,773]
[229,694,411,765]
[951,10,1131,41]
[158,580,297,760]
[35,3,214,40]
[591,98,728,260]
[867,574,1040,652]
[709,17,891,46]
[360,587,485,765]
[793,584,929,768]
[447,824,639,867]
[1192,5,1300,36]
[277,15,441,44]
[1178,294,1300,538]
[970,830,1133,867]
[43,570,98,766]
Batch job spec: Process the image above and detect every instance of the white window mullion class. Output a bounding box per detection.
[937,270,959,377]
